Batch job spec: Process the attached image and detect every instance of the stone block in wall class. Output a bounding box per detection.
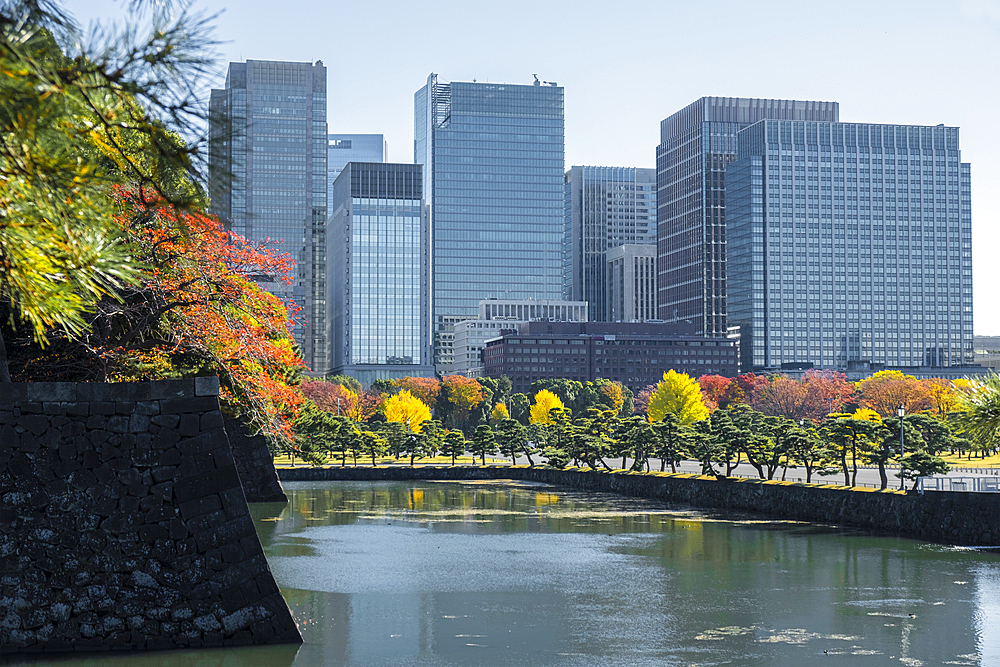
[0,380,301,654]
[223,417,288,504]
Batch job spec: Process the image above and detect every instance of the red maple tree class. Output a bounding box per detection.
[55,189,306,440]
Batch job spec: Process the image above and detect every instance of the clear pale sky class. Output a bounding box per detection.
[70,0,1000,334]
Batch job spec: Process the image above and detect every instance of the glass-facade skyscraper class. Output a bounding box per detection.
[564,166,656,321]
[415,73,565,368]
[656,97,839,336]
[327,162,434,385]
[209,60,328,372]
[727,120,973,370]
[326,134,387,206]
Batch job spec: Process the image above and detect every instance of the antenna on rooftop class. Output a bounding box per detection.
[532,74,540,86]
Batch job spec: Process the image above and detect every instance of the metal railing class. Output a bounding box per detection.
[919,477,1000,493]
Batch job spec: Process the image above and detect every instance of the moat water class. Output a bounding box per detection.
[9,479,1000,666]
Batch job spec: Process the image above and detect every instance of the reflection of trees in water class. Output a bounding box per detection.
[268,482,722,536]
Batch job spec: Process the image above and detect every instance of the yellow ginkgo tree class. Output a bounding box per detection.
[647,370,709,425]
[383,390,432,432]
[530,389,565,425]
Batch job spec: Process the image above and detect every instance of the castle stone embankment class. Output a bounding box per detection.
[0,379,301,654]
[279,465,1000,546]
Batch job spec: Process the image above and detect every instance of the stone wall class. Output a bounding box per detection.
[0,379,301,653]
[279,465,1000,547]
[224,417,287,503]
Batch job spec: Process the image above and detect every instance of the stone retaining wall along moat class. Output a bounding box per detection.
[0,379,301,654]
[279,465,1000,547]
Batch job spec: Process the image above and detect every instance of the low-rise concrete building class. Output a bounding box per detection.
[483,321,738,394]
[442,299,588,377]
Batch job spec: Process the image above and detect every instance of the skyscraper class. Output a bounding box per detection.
[564,166,656,321]
[606,245,657,323]
[414,73,565,369]
[327,162,434,385]
[326,134,387,206]
[209,60,328,371]
[656,97,839,335]
[727,120,973,371]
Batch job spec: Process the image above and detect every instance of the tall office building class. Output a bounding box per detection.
[327,162,434,385]
[564,166,656,321]
[327,134,387,205]
[414,73,565,370]
[727,120,973,371]
[656,97,839,335]
[607,245,657,323]
[209,60,328,371]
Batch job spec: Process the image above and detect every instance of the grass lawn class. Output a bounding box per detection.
[939,451,1000,468]
[273,453,511,467]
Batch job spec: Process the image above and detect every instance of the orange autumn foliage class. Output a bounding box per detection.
[111,189,304,440]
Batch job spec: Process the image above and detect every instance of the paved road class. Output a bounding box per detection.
[498,455,999,490]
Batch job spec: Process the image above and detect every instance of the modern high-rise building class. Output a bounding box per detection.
[727,120,973,371]
[564,166,656,321]
[326,134,387,206]
[326,162,434,385]
[656,97,839,336]
[607,245,657,323]
[209,60,328,372]
[414,73,565,370]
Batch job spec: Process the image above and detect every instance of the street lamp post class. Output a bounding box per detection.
[897,404,905,490]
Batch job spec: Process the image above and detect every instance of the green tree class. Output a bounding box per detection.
[478,376,512,408]
[408,419,444,465]
[0,0,215,382]
[508,393,531,425]
[380,421,408,460]
[786,423,836,483]
[569,408,617,469]
[955,376,1000,452]
[650,413,690,473]
[647,370,709,425]
[359,430,387,466]
[904,413,955,457]
[687,419,723,476]
[541,407,573,468]
[331,416,360,466]
[495,418,528,464]
[290,401,337,466]
[900,451,949,490]
[470,424,497,464]
[824,415,889,487]
[709,408,752,477]
[880,416,927,490]
[524,423,546,465]
[441,430,467,465]
[618,416,655,471]
[760,416,804,480]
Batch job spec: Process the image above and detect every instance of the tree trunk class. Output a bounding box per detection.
[0,327,11,383]
[805,466,812,483]
[840,452,850,486]
[850,441,858,487]
[878,462,887,490]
